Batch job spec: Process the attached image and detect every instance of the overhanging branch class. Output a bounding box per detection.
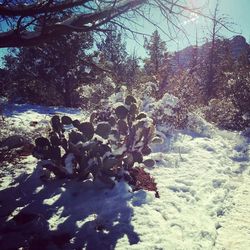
[0,0,91,17]
[0,0,233,48]
[0,0,146,47]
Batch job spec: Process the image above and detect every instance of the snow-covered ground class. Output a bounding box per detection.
[0,104,249,249]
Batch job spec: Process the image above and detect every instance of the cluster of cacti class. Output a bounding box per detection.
[33,95,157,189]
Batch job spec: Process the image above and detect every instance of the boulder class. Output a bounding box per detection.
[0,135,30,150]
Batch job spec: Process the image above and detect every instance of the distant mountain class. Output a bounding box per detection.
[229,35,249,58]
[171,35,250,70]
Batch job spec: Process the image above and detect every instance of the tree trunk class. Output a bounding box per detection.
[64,77,73,107]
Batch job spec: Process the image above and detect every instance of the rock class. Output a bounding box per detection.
[0,135,30,150]
[30,121,38,126]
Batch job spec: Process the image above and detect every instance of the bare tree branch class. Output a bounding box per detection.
[0,0,91,16]
[0,0,145,47]
[0,0,236,48]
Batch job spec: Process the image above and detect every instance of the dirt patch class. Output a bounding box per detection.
[128,166,159,198]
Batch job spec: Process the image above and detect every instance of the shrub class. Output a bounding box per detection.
[76,76,116,110]
[32,96,159,194]
[202,62,250,130]
[204,97,249,130]
[142,92,188,130]
[167,70,205,107]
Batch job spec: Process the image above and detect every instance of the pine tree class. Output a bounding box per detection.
[144,30,167,76]
[97,26,128,84]
[124,51,140,91]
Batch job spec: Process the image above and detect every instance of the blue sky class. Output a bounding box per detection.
[0,0,250,64]
[126,0,250,55]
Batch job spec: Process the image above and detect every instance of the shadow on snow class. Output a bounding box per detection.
[3,103,82,117]
[0,166,140,250]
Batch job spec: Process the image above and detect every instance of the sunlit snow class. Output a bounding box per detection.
[0,103,249,249]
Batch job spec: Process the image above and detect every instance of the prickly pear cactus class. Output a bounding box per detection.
[33,95,158,192]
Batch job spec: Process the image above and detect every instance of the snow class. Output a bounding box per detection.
[1,103,87,140]
[134,131,250,249]
[0,104,250,249]
[64,153,75,175]
[141,92,180,131]
[187,112,216,138]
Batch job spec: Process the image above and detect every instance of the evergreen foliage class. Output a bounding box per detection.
[97,26,128,84]
[143,30,172,98]
[144,30,168,76]
[3,32,96,107]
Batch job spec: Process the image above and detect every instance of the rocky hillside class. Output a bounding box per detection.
[171,35,250,69]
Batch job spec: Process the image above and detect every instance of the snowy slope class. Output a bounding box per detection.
[0,104,249,250]
[124,130,250,249]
